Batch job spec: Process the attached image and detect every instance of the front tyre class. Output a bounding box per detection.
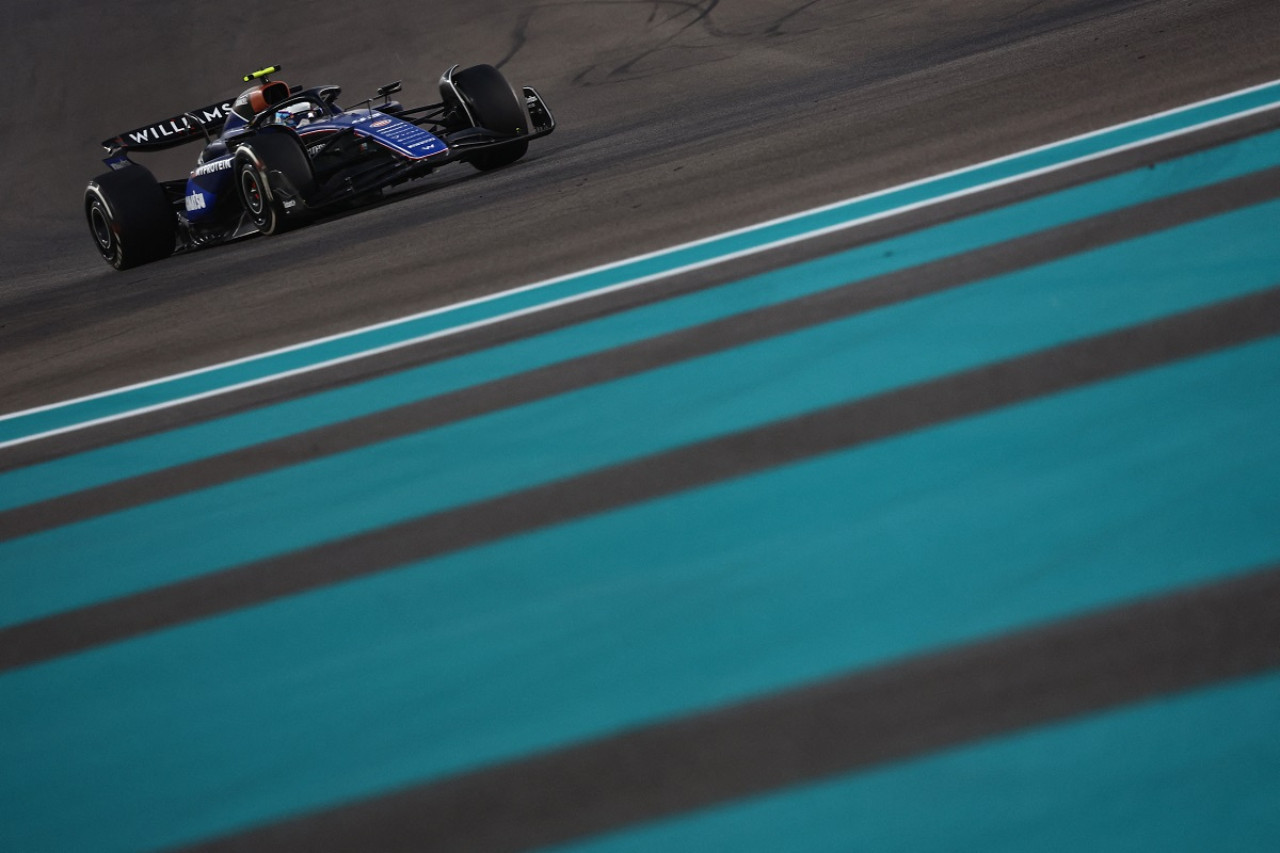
[447,64,531,171]
[84,165,176,270]
[234,132,315,236]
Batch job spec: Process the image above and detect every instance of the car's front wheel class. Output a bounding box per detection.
[234,133,315,235]
[445,64,531,171]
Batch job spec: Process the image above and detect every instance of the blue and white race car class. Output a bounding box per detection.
[85,64,555,269]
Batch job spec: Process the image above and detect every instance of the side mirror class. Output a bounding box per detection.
[377,81,402,99]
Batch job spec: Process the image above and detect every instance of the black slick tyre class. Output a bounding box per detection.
[450,64,531,171]
[84,165,176,270]
[234,132,316,235]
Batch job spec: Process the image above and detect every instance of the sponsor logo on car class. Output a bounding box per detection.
[125,102,234,145]
[185,192,207,212]
[129,120,190,145]
[193,158,234,177]
[371,118,393,128]
[196,103,234,125]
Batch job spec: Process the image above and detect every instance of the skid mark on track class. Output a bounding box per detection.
[501,0,847,84]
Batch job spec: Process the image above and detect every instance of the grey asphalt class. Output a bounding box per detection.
[1,0,1278,414]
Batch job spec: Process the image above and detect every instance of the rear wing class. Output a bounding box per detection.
[101,97,236,153]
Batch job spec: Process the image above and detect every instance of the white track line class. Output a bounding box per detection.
[3,78,1279,452]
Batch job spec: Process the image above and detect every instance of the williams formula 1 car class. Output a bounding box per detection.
[85,64,555,269]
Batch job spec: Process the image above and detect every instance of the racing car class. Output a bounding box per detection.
[85,64,555,270]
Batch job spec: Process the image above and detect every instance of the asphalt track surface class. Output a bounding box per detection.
[2,1,1280,851]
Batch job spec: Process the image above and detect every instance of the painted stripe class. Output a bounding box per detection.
[2,78,1279,447]
[3,198,1278,630]
[4,166,1277,539]
[548,670,1280,853]
[5,285,1280,667]
[182,565,1280,852]
[4,333,1279,852]
[5,126,1280,508]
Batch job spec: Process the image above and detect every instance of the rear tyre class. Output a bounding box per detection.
[448,64,531,171]
[234,132,316,235]
[84,165,175,270]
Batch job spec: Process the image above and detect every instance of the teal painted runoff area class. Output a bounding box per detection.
[4,126,1280,511]
[3,334,1280,852]
[2,82,1278,443]
[547,671,1280,853]
[3,194,1280,628]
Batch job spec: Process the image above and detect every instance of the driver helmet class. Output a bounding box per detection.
[274,102,315,128]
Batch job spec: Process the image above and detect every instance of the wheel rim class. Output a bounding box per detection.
[240,168,265,216]
[89,202,114,251]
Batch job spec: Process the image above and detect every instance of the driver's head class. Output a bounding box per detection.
[274,103,317,128]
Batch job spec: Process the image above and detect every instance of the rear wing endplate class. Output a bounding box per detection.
[101,97,236,153]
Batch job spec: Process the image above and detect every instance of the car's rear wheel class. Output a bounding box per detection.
[84,165,176,270]
[234,133,316,235]
[447,64,531,171]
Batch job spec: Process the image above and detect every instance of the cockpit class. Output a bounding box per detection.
[213,76,342,148]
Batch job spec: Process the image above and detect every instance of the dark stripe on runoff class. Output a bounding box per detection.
[3,166,1279,541]
[177,564,1280,852]
[3,114,1277,474]
[3,285,1279,672]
